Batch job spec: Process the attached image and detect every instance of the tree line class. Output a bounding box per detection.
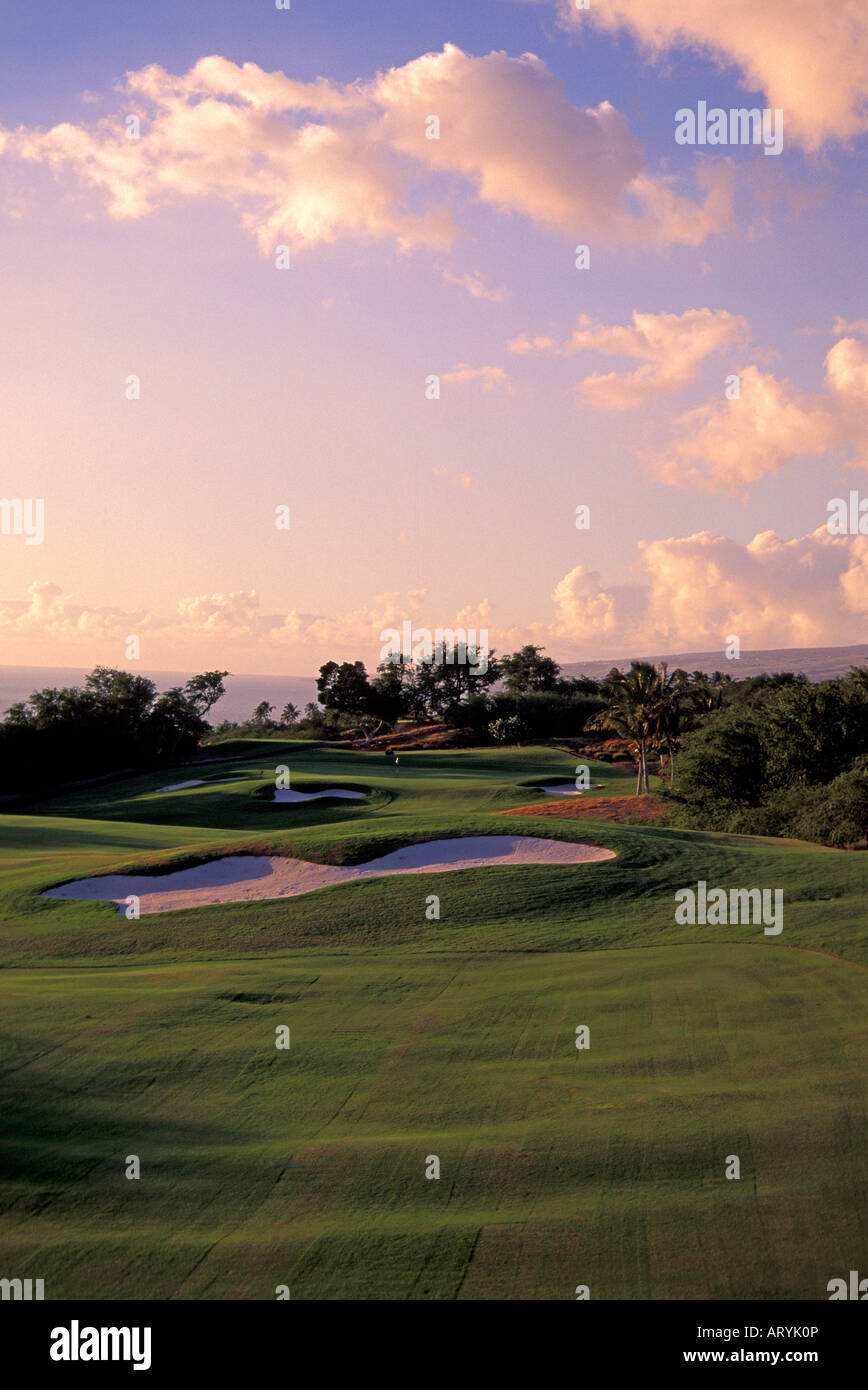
[5,647,868,847]
[206,644,604,745]
[0,668,228,794]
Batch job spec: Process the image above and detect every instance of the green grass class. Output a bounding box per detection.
[19,741,632,827]
[1,742,865,1298]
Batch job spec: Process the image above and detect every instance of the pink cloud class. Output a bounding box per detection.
[552,528,868,654]
[0,45,731,255]
[441,363,511,392]
[652,338,868,493]
[442,268,507,302]
[555,0,868,150]
[510,307,748,408]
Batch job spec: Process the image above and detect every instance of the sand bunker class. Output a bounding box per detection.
[154,779,362,800]
[273,788,365,802]
[156,776,246,793]
[539,783,604,795]
[42,835,615,916]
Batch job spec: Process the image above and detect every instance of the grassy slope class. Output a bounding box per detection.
[1,743,865,1299]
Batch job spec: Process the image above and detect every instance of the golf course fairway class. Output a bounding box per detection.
[1,742,865,1299]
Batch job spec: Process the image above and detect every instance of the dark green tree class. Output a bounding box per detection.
[500,645,560,694]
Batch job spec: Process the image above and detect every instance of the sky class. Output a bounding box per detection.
[0,0,866,675]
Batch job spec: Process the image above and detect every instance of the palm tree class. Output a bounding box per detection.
[586,661,692,793]
[585,661,662,794]
[280,702,299,727]
[690,670,731,713]
[652,665,691,788]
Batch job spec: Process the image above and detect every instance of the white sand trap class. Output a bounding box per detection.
[539,783,605,796]
[42,835,615,916]
[273,788,366,803]
[156,775,247,793]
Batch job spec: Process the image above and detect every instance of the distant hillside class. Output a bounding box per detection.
[559,643,868,684]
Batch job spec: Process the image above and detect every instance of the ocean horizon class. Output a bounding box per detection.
[0,665,319,726]
[3,642,868,724]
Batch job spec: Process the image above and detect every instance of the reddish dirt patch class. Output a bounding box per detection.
[500,794,667,824]
[344,722,455,751]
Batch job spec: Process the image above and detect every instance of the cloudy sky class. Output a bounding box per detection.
[1,0,866,672]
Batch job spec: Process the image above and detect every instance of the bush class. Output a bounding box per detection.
[443,693,494,736]
[488,690,605,739]
[668,707,767,817]
[786,767,868,846]
[488,715,529,745]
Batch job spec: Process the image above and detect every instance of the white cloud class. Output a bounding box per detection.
[442,268,507,302]
[441,363,511,392]
[175,590,263,633]
[0,583,432,661]
[0,46,731,254]
[653,338,868,492]
[10,531,868,668]
[0,582,147,640]
[510,307,747,408]
[555,0,868,150]
[552,528,868,654]
[833,317,868,337]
